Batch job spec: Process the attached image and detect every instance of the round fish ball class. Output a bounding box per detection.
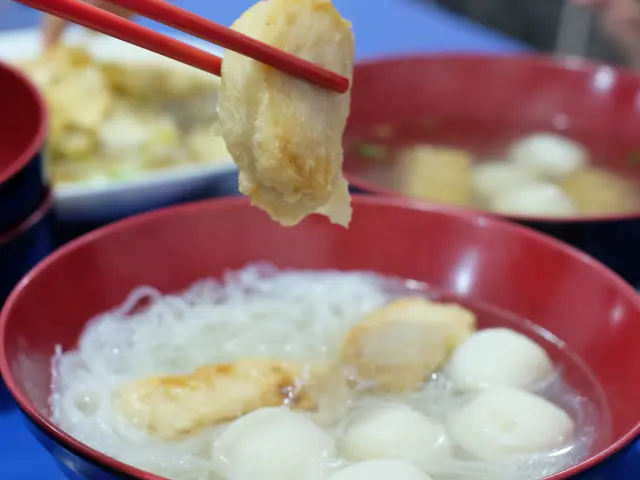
[448,386,575,459]
[339,403,452,463]
[448,328,553,392]
[328,459,434,480]
[472,161,538,201]
[490,182,577,217]
[508,133,588,180]
[211,407,335,480]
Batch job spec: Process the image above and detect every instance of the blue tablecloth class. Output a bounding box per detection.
[0,1,524,478]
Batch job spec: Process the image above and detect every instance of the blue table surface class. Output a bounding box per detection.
[0,1,525,478]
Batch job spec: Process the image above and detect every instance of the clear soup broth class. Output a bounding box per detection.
[345,118,640,218]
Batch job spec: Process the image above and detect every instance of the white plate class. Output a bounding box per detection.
[0,28,237,222]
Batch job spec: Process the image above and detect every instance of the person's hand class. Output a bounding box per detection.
[572,0,640,68]
[42,1,134,49]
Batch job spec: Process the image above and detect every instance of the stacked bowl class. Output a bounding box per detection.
[0,59,52,306]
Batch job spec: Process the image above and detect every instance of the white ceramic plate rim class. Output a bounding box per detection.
[0,28,235,202]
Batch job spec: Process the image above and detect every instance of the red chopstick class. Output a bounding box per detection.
[17,0,350,93]
[18,0,222,74]
[102,0,350,94]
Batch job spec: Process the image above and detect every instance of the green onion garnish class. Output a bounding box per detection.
[420,116,441,131]
[628,151,640,165]
[356,142,388,160]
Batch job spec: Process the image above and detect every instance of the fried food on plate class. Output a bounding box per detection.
[17,45,230,186]
[101,60,220,101]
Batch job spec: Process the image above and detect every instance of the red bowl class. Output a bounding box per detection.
[0,59,48,233]
[344,54,640,285]
[1,196,640,479]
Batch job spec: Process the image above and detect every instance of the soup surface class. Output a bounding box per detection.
[50,264,606,479]
[346,122,640,218]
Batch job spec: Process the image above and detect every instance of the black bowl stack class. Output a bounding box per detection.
[0,61,53,306]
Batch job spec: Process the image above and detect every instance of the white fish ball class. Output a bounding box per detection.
[448,386,575,459]
[490,182,577,217]
[328,459,434,480]
[211,407,335,480]
[508,133,588,180]
[448,328,553,392]
[472,161,538,201]
[339,403,452,463]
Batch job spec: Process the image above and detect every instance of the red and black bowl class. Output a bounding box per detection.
[344,54,640,286]
[1,196,640,478]
[0,189,54,409]
[0,189,54,306]
[0,59,48,234]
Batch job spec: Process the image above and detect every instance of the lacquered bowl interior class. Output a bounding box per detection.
[344,54,640,222]
[0,60,46,185]
[1,196,640,479]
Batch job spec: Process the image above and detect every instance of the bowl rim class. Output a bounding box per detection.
[0,188,52,246]
[0,59,48,186]
[1,195,640,480]
[53,162,236,200]
[348,52,640,223]
[353,51,628,73]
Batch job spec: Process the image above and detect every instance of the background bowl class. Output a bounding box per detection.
[344,54,640,285]
[0,189,54,306]
[0,190,54,411]
[0,58,47,233]
[1,196,640,479]
[0,28,238,226]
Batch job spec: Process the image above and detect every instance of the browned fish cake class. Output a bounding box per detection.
[219,0,355,227]
[341,297,476,392]
[113,358,346,439]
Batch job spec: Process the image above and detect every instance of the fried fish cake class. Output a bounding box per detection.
[561,167,640,215]
[396,146,474,207]
[113,358,346,439]
[341,297,476,392]
[219,0,355,227]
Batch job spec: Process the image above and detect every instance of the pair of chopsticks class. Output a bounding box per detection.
[15,0,350,93]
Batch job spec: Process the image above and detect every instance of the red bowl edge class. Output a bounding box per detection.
[353,51,633,75]
[0,188,53,246]
[0,60,48,186]
[1,195,640,479]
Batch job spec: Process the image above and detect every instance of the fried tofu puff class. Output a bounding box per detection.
[396,146,474,207]
[561,167,640,215]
